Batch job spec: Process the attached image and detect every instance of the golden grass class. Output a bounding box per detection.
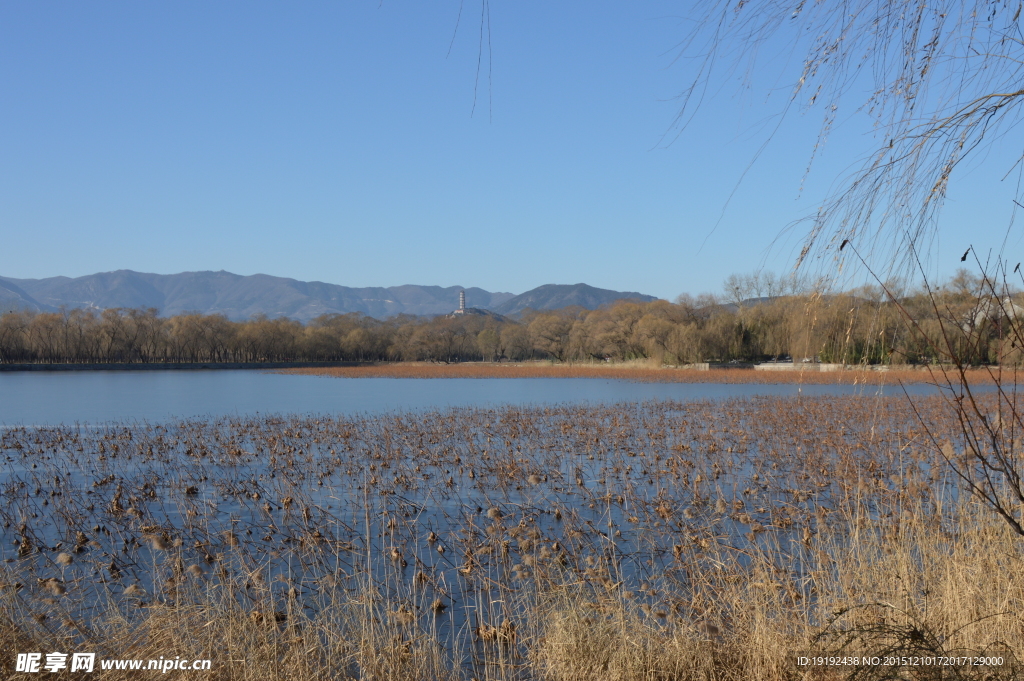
[281,361,1011,385]
[2,396,1023,679]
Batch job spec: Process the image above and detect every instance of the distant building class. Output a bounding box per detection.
[452,290,467,315]
[446,289,509,321]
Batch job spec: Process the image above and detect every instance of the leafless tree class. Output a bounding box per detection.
[680,0,1024,277]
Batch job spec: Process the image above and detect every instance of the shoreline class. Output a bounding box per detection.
[0,360,1011,384]
[281,361,1010,384]
[0,361,364,372]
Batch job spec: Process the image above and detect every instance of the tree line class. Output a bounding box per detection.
[0,271,1017,366]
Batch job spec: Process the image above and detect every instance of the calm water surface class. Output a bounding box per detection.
[0,373,961,660]
[0,369,943,425]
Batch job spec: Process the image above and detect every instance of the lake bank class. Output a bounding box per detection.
[0,360,1008,386]
[0,361,362,372]
[283,361,1007,384]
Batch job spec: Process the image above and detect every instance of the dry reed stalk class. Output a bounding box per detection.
[3,397,1023,679]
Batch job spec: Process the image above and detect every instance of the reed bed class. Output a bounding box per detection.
[281,362,1010,385]
[1,396,1022,679]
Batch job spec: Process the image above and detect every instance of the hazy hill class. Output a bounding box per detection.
[715,295,874,314]
[716,296,786,314]
[0,279,51,313]
[0,271,659,321]
[0,271,515,321]
[493,283,657,316]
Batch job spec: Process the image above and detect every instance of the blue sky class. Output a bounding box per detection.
[1,2,1020,299]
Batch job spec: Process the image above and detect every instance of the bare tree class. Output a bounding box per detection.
[722,273,750,306]
[677,1,1024,542]
[680,0,1024,276]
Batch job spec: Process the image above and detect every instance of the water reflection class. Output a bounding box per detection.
[0,370,946,425]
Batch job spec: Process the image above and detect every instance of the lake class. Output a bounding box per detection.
[4,370,1011,679]
[0,369,942,425]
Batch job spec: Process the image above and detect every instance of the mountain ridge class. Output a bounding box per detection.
[493,283,657,316]
[0,270,658,321]
[0,278,51,314]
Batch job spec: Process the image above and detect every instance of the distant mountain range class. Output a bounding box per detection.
[0,270,658,321]
[0,279,41,313]
[492,283,656,316]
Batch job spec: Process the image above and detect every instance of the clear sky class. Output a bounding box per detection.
[2,2,1020,299]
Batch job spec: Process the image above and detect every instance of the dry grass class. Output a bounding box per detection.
[281,361,1011,385]
[2,396,1022,679]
